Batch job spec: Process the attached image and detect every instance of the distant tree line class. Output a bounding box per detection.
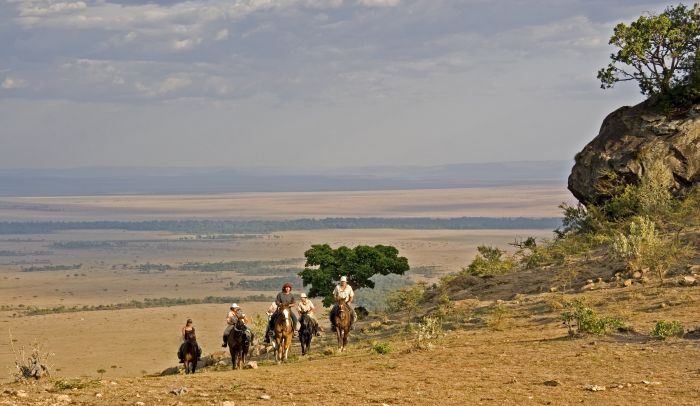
[0,217,562,235]
[18,295,275,317]
[21,264,82,272]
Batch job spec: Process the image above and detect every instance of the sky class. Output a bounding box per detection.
[0,0,677,169]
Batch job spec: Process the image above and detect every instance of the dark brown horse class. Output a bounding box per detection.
[333,297,352,352]
[181,330,199,374]
[273,303,294,363]
[298,311,317,356]
[227,317,251,370]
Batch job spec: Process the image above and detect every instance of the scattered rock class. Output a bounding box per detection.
[16,390,28,398]
[95,393,103,398]
[160,366,180,376]
[244,361,258,369]
[135,402,145,406]
[259,394,271,400]
[680,276,697,286]
[581,283,596,291]
[687,264,700,273]
[369,321,382,329]
[584,385,606,392]
[53,394,72,403]
[222,401,235,406]
[633,271,643,279]
[642,380,662,385]
[623,279,633,287]
[549,287,558,292]
[586,279,593,284]
[543,380,562,387]
[170,387,188,396]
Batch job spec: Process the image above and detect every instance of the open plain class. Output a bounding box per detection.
[0,186,565,380]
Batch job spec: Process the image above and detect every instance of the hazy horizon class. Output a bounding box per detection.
[0,0,670,170]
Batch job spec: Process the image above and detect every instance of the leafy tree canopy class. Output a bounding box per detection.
[598,3,700,97]
[299,244,410,306]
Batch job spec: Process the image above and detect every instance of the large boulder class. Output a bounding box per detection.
[568,101,700,204]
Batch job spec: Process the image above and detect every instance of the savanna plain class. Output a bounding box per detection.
[1,186,698,405]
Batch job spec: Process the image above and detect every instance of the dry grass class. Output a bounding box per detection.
[1,286,698,404]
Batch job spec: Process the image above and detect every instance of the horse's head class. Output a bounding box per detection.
[336,297,348,312]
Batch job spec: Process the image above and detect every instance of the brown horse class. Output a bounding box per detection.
[273,303,294,363]
[181,330,199,374]
[227,317,251,370]
[333,297,352,352]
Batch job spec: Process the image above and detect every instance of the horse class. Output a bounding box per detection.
[272,303,294,363]
[333,297,352,352]
[298,311,317,356]
[227,317,251,370]
[181,330,199,374]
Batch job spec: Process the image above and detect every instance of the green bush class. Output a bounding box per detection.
[650,320,685,339]
[386,283,426,318]
[371,341,392,354]
[612,215,692,282]
[464,246,517,277]
[561,299,625,336]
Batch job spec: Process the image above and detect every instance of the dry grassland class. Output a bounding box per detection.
[0,186,573,221]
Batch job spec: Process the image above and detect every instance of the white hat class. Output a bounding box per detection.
[340,276,347,282]
[230,303,239,308]
[300,293,307,298]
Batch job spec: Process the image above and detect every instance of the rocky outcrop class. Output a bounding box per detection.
[568,101,700,204]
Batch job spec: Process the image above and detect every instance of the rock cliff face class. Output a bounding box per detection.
[568,101,700,204]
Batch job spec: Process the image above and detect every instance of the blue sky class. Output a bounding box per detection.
[0,0,675,169]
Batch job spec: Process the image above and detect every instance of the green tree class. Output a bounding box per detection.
[597,4,700,96]
[300,244,410,306]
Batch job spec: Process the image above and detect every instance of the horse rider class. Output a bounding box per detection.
[178,318,202,362]
[297,292,321,337]
[263,302,277,344]
[266,282,298,341]
[222,303,250,347]
[330,276,357,330]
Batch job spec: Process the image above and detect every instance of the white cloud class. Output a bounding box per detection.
[357,0,400,7]
[214,28,229,40]
[1,77,27,89]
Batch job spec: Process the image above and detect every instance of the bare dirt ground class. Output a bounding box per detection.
[0,186,573,221]
[2,286,699,405]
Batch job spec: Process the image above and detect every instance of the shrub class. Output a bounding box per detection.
[464,246,517,277]
[650,320,685,339]
[10,337,51,380]
[413,316,442,350]
[561,299,625,336]
[612,215,692,282]
[386,283,426,319]
[371,341,392,354]
[487,303,510,331]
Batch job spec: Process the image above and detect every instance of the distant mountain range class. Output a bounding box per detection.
[0,161,571,196]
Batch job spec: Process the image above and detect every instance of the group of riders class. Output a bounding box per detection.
[178,276,358,363]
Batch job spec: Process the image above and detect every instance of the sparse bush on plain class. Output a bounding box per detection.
[413,316,442,350]
[10,335,51,381]
[650,320,685,339]
[561,299,626,336]
[487,303,511,331]
[386,283,426,320]
[371,341,393,354]
[612,215,692,283]
[464,246,517,277]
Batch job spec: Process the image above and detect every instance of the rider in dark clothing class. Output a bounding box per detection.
[264,282,298,343]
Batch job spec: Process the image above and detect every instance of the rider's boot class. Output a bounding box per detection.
[221,335,228,347]
[263,329,270,344]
